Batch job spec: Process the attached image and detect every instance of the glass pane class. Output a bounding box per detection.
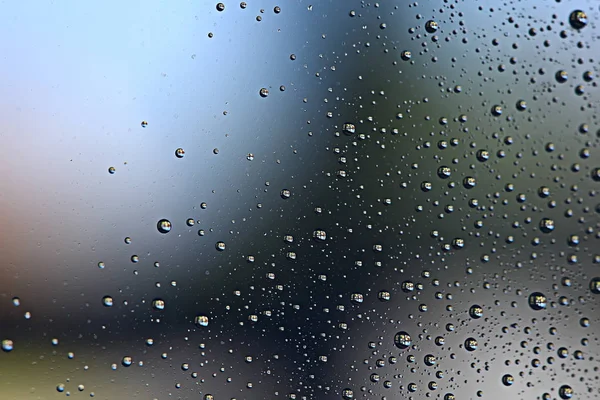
[0,1,598,399]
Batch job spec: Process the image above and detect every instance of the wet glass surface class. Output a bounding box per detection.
[0,1,599,399]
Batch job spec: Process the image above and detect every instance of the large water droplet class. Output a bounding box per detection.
[195,315,209,327]
[528,292,547,310]
[1,339,14,352]
[394,331,412,349]
[102,296,114,307]
[157,219,172,234]
[569,10,587,29]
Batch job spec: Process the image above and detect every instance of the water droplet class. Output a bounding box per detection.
[378,291,390,301]
[216,241,226,251]
[425,20,439,33]
[1,339,14,352]
[157,219,172,234]
[424,354,436,366]
[469,305,483,319]
[502,374,514,386]
[401,50,412,61]
[175,148,185,158]
[589,277,600,294]
[108,167,116,174]
[140,121,148,128]
[394,331,412,349]
[464,337,478,351]
[97,261,105,269]
[122,356,132,367]
[195,315,210,327]
[539,218,555,233]
[556,70,568,83]
[350,293,364,304]
[102,296,114,307]
[12,297,20,306]
[259,88,269,98]
[342,123,356,135]
[463,177,477,189]
[559,385,573,399]
[341,388,354,399]
[280,189,291,199]
[569,10,587,29]
[57,384,65,392]
[528,292,547,310]
[437,166,451,179]
[152,299,165,310]
[274,6,281,13]
[186,218,195,227]
[313,230,327,242]
[216,2,225,11]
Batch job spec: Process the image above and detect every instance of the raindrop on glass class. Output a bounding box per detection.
[464,337,478,351]
[425,20,439,33]
[394,331,412,349]
[195,315,210,327]
[528,292,547,310]
[157,219,172,234]
[1,339,14,352]
[152,299,165,310]
[102,296,114,307]
[569,10,587,29]
[589,277,600,294]
[502,374,514,386]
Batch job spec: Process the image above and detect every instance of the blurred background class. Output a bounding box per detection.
[0,0,599,399]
